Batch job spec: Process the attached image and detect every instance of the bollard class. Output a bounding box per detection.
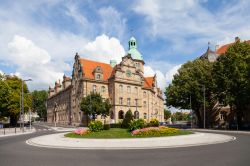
[15,127,16,134]
[4,127,5,135]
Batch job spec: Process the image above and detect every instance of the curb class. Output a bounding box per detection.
[26,132,236,150]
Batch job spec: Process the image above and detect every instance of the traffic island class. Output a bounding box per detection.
[26,132,235,150]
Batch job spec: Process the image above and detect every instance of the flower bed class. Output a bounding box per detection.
[74,128,89,136]
[131,126,179,136]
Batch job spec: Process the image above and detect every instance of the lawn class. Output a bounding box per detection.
[64,128,192,139]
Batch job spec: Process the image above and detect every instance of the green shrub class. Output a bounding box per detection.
[88,120,103,132]
[149,118,159,127]
[103,124,110,130]
[122,110,133,128]
[129,119,146,131]
[110,123,122,128]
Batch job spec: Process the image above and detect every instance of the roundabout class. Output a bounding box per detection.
[26,131,235,149]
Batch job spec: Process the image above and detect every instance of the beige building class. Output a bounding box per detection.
[47,37,164,126]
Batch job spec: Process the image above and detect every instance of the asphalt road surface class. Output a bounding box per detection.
[0,125,250,166]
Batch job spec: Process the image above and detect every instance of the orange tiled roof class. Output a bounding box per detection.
[79,58,113,81]
[216,40,250,54]
[144,77,154,88]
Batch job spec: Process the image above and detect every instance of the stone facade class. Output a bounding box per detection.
[47,37,164,126]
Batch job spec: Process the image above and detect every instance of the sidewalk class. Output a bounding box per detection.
[26,132,235,150]
[34,122,77,132]
[0,127,36,137]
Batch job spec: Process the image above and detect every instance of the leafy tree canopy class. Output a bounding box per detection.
[165,59,216,127]
[32,90,48,120]
[80,92,111,119]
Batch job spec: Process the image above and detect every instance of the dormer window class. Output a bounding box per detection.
[96,74,101,80]
[93,66,103,80]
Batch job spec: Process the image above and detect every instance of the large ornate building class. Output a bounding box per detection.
[47,37,164,126]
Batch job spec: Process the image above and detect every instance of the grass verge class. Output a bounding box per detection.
[64,128,193,139]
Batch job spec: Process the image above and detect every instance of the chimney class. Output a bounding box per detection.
[235,36,240,42]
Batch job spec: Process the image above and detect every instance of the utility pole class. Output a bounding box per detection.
[20,91,21,129]
[21,80,24,132]
[22,79,32,132]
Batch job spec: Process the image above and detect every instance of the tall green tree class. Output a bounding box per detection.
[0,74,10,118]
[213,41,250,127]
[164,109,171,120]
[32,90,48,120]
[3,75,31,125]
[165,59,216,127]
[80,92,111,121]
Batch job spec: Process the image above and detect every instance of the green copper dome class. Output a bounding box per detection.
[128,36,143,60]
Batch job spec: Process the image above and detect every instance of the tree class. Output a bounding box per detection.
[121,109,133,128]
[0,74,10,118]
[164,109,171,120]
[213,41,250,127]
[32,90,48,121]
[80,92,111,122]
[2,75,31,125]
[165,59,216,127]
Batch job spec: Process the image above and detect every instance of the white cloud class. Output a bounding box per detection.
[144,63,181,90]
[7,35,65,90]
[80,34,126,64]
[0,70,3,75]
[8,35,51,65]
[165,64,182,83]
[133,0,250,54]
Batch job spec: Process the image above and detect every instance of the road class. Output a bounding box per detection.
[0,125,250,166]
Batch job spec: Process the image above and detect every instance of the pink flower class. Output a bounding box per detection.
[74,128,89,135]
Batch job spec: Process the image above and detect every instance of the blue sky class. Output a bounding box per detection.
[1,0,250,90]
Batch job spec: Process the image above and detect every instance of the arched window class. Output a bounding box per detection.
[119,84,123,92]
[134,111,139,119]
[135,99,138,107]
[93,85,97,92]
[101,86,105,93]
[134,87,138,94]
[96,74,101,80]
[127,86,131,93]
[154,109,158,115]
[144,113,147,119]
[118,110,124,119]
[143,91,147,97]
[110,111,114,119]
[119,97,123,105]
[127,98,131,106]
[143,101,147,108]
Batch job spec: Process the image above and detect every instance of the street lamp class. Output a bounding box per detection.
[190,94,192,128]
[203,85,206,129]
[22,78,32,132]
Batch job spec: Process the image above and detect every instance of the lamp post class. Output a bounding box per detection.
[190,94,192,128]
[21,78,32,132]
[203,85,206,129]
